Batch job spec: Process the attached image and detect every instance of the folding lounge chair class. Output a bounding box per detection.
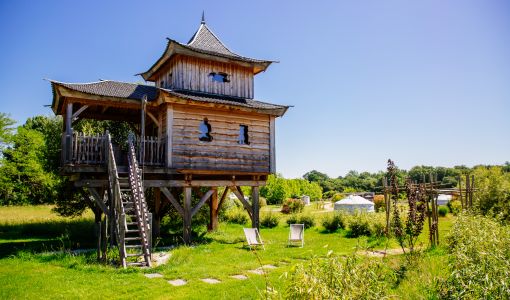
[288,224,304,247]
[243,228,265,250]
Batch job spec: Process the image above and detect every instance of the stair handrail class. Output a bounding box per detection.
[127,135,151,267]
[105,132,126,267]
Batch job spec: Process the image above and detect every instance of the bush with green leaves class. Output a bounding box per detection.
[224,207,249,225]
[322,213,345,232]
[281,198,304,214]
[260,213,279,228]
[286,213,315,229]
[344,212,386,238]
[447,200,461,216]
[438,206,448,217]
[437,214,510,299]
[285,253,395,299]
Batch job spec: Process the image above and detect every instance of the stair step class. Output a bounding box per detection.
[126,245,142,249]
[126,262,147,267]
[126,253,144,257]
[126,229,140,233]
[125,237,141,241]
[120,189,131,192]
[126,222,138,226]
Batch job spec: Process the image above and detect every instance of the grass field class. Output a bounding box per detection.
[0,204,454,299]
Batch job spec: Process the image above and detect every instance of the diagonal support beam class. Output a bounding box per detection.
[72,105,89,123]
[217,187,229,210]
[231,186,252,219]
[191,189,215,217]
[147,111,159,126]
[160,187,184,217]
[87,187,110,215]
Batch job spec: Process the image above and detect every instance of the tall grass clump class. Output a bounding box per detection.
[344,212,386,238]
[286,213,315,229]
[321,213,345,232]
[285,253,395,299]
[437,213,510,299]
[224,207,249,225]
[260,213,279,228]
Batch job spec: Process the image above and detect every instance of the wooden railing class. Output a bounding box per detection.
[105,133,126,268]
[136,136,166,166]
[62,133,165,167]
[127,136,152,266]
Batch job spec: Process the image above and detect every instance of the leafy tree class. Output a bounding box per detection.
[0,113,16,153]
[260,174,289,204]
[473,166,510,222]
[0,127,58,205]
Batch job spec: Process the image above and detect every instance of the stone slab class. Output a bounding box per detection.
[144,273,163,279]
[201,278,221,284]
[230,274,248,280]
[168,279,187,286]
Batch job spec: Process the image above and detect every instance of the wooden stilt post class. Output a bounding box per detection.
[208,187,218,231]
[65,102,73,162]
[93,208,102,261]
[183,187,192,244]
[252,186,260,229]
[153,188,162,238]
[101,215,107,262]
[458,175,464,210]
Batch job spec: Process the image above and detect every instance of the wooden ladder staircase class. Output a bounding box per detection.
[106,134,152,268]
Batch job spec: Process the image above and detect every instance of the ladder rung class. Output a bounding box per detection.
[126,253,144,257]
[125,237,141,241]
[126,262,147,267]
[126,229,139,233]
[126,245,142,248]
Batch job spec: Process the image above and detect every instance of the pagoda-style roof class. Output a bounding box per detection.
[139,21,275,81]
[50,80,288,117]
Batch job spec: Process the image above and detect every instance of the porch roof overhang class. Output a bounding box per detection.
[49,80,290,118]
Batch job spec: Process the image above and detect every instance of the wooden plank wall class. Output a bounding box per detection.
[156,55,254,99]
[171,105,270,173]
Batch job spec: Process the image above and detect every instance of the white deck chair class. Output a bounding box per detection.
[243,228,265,250]
[288,224,304,247]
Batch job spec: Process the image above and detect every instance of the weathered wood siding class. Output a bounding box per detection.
[155,55,254,99]
[171,105,270,173]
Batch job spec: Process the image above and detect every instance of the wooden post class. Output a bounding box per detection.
[458,176,464,210]
[208,187,219,231]
[470,175,475,208]
[252,186,260,229]
[93,208,102,261]
[183,187,192,244]
[166,105,174,168]
[153,188,161,237]
[465,174,470,209]
[101,215,108,262]
[383,177,390,235]
[65,102,73,162]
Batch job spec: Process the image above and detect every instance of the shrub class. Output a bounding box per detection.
[224,207,249,225]
[348,219,372,237]
[437,214,510,299]
[286,214,316,229]
[438,206,448,217]
[373,194,385,212]
[258,196,267,208]
[285,254,395,299]
[447,200,461,216]
[260,213,279,228]
[281,198,304,214]
[298,214,315,229]
[322,213,345,232]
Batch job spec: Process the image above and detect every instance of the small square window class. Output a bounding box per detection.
[239,125,249,145]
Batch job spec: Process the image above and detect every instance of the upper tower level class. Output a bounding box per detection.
[139,15,274,99]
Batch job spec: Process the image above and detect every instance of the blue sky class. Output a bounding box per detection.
[0,0,509,178]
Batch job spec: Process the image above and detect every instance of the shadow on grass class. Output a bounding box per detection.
[0,219,96,258]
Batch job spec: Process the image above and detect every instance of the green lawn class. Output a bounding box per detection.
[0,205,454,299]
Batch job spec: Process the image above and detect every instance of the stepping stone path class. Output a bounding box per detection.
[144,273,164,279]
[201,278,221,284]
[261,264,277,269]
[168,279,187,286]
[230,275,248,280]
[248,269,265,275]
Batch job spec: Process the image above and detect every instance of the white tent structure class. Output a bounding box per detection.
[437,194,452,206]
[334,195,375,213]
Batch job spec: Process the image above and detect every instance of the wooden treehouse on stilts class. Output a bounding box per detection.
[49,15,289,268]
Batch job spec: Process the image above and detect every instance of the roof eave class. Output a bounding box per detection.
[139,39,276,81]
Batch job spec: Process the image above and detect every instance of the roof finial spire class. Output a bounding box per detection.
[201,11,206,24]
